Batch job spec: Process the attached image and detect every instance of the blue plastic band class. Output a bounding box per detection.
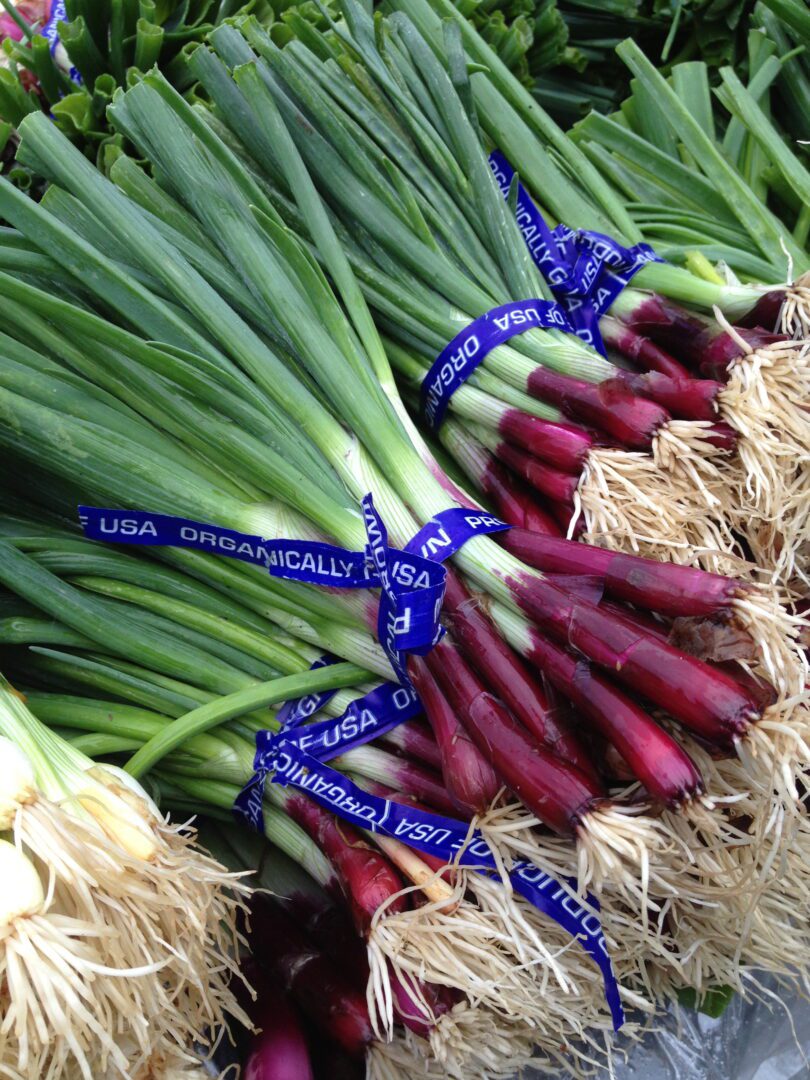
[42,0,66,54]
[489,150,662,354]
[419,298,574,431]
[232,678,417,829]
[79,506,376,585]
[42,0,82,83]
[406,506,513,559]
[362,495,446,686]
[78,502,510,687]
[275,655,341,729]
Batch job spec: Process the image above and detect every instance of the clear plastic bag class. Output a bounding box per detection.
[544,982,810,1080]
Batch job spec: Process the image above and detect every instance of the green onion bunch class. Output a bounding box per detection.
[0,0,274,191]
[0,7,808,1070]
[0,666,250,1079]
[387,0,809,585]
[0,515,635,1077]
[176,7,768,570]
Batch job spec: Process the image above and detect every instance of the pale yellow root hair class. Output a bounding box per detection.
[2,794,249,1080]
[575,427,742,575]
[369,689,810,1077]
[474,799,670,916]
[366,854,640,1078]
[713,313,810,590]
[579,687,810,1007]
[577,312,810,588]
[366,998,615,1079]
[727,587,807,698]
[454,681,810,1018]
[780,271,810,341]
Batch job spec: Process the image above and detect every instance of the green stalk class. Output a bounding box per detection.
[1,274,346,506]
[133,17,164,69]
[0,542,260,696]
[758,0,810,42]
[717,66,810,216]
[0,175,226,361]
[230,58,394,390]
[27,693,249,783]
[13,112,352,467]
[203,20,616,388]
[68,732,143,756]
[616,38,808,273]
[387,0,639,239]
[72,575,364,680]
[388,338,559,427]
[388,336,561,420]
[0,341,245,496]
[13,532,358,638]
[19,648,207,715]
[0,616,92,648]
[125,662,366,777]
[570,111,735,224]
[161,548,367,631]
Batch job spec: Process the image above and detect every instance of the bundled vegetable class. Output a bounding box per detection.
[0,5,808,1074]
[4,517,810,1078]
[0,0,805,843]
[0,0,275,170]
[0,672,249,1080]
[397,0,809,581]
[0,517,636,1074]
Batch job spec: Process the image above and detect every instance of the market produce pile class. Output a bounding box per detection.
[0,0,807,1077]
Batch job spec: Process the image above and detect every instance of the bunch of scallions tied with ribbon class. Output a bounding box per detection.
[387,0,810,586]
[0,5,807,1074]
[0,512,808,1079]
[0,516,638,1077]
[0,671,250,1080]
[193,5,753,579]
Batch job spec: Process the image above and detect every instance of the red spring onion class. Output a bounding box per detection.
[496,409,594,472]
[498,530,754,619]
[243,984,315,1080]
[525,366,670,449]
[477,455,563,535]
[339,748,460,817]
[274,892,370,994]
[387,963,454,1039]
[441,570,600,783]
[514,576,759,744]
[379,718,444,772]
[247,897,374,1059]
[425,638,606,836]
[600,601,778,706]
[735,290,785,331]
[492,440,581,506]
[613,372,723,423]
[407,655,501,814]
[277,790,409,934]
[618,294,784,376]
[599,315,691,379]
[521,630,704,804]
[437,416,562,534]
